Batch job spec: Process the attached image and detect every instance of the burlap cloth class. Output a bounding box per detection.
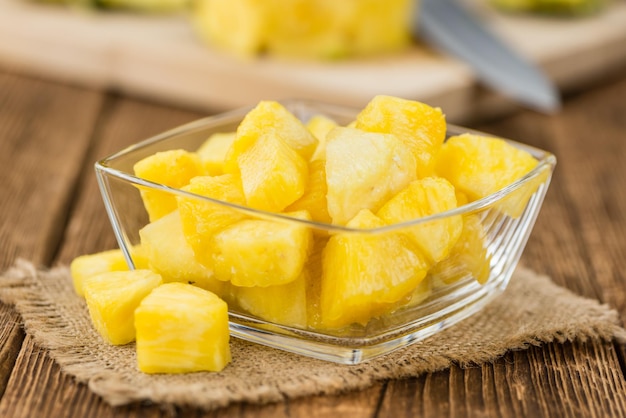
[1,259,625,411]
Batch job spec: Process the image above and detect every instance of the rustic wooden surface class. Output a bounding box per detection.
[0,65,625,418]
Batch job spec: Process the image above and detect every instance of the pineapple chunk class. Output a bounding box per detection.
[497,167,550,218]
[70,247,148,297]
[83,270,162,345]
[133,150,204,222]
[325,127,417,225]
[434,134,539,214]
[237,133,308,212]
[319,209,429,328]
[306,114,338,161]
[285,159,331,224]
[192,0,269,57]
[429,214,491,285]
[303,234,329,328]
[263,0,350,59]
[356,95,446,178]
[177,174,248,268]
[196,132,237,176]
[135,282,231,373]
[139,210,227,296]
[348,0,413,56]
[224,101,318,174]
[233,270,308,328]
[377,177,463,264]
[404,275,433,308]
[211,211,312,287]
[191,0,413,59]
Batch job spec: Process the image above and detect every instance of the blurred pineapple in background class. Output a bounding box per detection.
[192,0,415,59]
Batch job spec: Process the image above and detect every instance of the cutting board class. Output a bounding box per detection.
[2,0,626,122]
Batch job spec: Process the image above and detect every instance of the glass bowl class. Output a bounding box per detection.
[94,100,556,365]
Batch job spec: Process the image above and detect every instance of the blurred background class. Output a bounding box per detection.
[1,0,624,123]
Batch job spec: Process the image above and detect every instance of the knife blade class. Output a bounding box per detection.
[416,0,561,113]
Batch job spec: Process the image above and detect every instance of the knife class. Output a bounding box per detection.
[416,0,561,113]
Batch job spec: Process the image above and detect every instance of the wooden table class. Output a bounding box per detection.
[1,64,625,417]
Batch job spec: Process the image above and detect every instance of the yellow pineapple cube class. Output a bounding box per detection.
[177,174,248,268]
[233,270,307,328]
[135,282,231,373]
[133,150,203,222]
[139,210,227,296]
[192,0,412,60]
[285,159,331,224]
[434,134,539,217]
[325,127,417,225]
[224,101,318,174]
[306,114,338,161]
[211,210,313,287]
[70,247,148,297]
[404,276,432,308]
[429,214,491,285]
[497,167,550,218]
[356,95,447,178]
[196,132,237,176]
[237,133,308,212]
[303,234,328,328]
[456,190,469,207]
[349,0,413,56]
[306,114,337,141]
[192,0,269,57]
[263,0,350,59]
[83,270,162,345]
[319,209,429,328]
[377,177,463,264]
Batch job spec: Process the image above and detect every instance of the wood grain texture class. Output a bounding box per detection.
[0,307,22,399]
[0,71,104,269]
[0,66,625,418]
[380,341,626,418]
[0,70,104,402]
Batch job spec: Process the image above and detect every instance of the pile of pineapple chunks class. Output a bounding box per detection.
[192,0,414,59]
[72,95,540,374]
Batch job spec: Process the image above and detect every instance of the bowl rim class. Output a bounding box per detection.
[94,100,557,234]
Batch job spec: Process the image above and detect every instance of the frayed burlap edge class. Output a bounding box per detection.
[1,259,625,410]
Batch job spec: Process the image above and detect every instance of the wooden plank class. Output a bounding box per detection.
[0,308,23,399]
[0,70,104,269]
[0,335,384,418]
[379,341,626,418]
[0,87,206,418]
[0,336,168,418]
[9,339,623,418]
[0,70,104,402]
[543,76,626,316]
[1,0,626,122]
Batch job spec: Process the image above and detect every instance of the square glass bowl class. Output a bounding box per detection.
[94,100,556,365]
